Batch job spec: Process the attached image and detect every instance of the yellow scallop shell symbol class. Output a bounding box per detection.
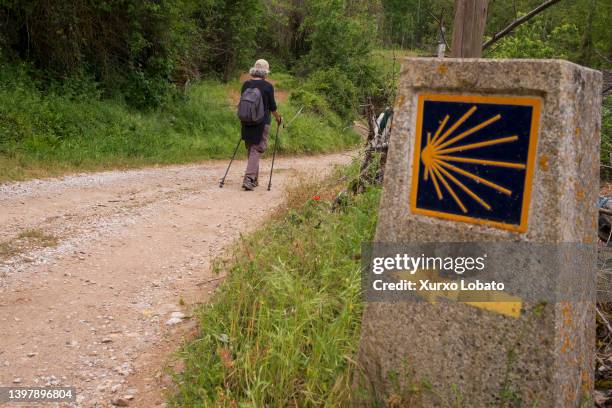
[421,105,526,213]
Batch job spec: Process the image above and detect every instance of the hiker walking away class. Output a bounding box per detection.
[237,59,282,191]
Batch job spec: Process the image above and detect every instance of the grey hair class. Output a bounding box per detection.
[249,67,268,78]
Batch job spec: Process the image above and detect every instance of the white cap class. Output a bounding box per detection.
[250,59,270,76]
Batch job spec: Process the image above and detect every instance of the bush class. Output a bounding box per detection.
[349,51,398,112]
[489,17,581,61]
[0,0,188,107]
[291,1,395,123]
[123,70,176,109]
[190,0,263,81]
[289,88,334,121]
[0,0,268,107]
[301,1,374,73]
[294,68,357,124]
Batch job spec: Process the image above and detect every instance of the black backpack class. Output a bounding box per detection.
[237,87,265,125]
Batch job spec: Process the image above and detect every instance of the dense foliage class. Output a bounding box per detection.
[0,0,609,178]
[380,0,611,69]
[0,0,383,180]
[485,0,611,68]
[1,0,608,112]
[0,0,390,114]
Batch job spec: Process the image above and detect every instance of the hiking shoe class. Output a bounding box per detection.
[242,177,255,191]
[252,178,259,187]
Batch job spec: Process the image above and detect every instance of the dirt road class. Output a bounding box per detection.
[0,152,353,407]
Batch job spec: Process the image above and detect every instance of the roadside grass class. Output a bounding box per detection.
[17,228,58,247]
[372,48,419,59]
[0,241,14,258]
[0,69,360,183]
[0,228,58,260]
[169,161,380,407]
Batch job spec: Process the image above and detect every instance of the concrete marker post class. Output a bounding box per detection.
[357,58,602,407]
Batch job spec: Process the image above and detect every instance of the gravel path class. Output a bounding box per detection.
[0,152,353,407]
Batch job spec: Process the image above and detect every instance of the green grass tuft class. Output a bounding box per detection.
[0,228,58,260]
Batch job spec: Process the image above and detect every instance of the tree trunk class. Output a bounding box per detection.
[451,0,489,58]
[580,0,595,66]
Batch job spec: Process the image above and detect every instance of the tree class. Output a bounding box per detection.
[450,0,489,57]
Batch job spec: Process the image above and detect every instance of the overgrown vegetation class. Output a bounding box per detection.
[1,0,609,181]
[0,1,398,180]
[170,163,380,407]
[0,65,359,182]
[0,0,392,113]
[380,0,610,69]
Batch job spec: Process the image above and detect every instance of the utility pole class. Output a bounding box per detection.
[451,0,489,58]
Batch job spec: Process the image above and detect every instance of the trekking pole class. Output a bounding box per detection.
[267,122,281,191]
[266,107,303,191]
[219,135,243,188]
[285,106,304,128]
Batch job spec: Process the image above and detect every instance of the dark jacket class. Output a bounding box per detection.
[240,79,277,144]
